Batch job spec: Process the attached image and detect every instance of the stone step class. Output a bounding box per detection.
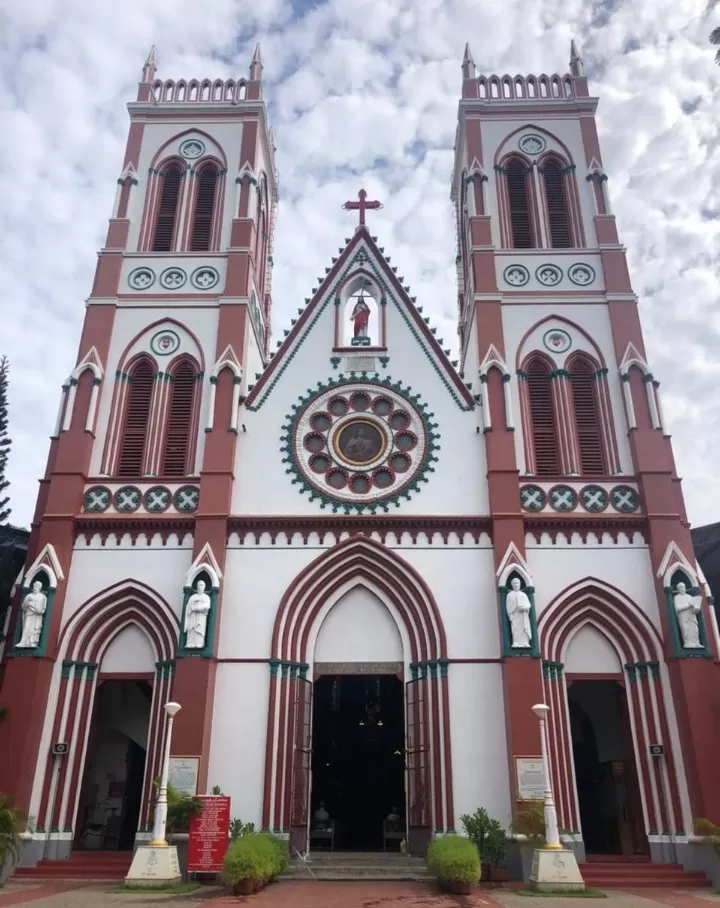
[282,867,433,881]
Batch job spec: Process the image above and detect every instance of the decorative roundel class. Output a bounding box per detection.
[150,329,181,356]
[580,485,609,513]
[611,485,640,513]
[84,485,111,513]
[504,265,530,287]
[568,263,595,286]
[519,134,546,155]
[174,485,200,512]
[114,486,141,513]
[128,267,155,290]
[543,328,572,354]
[282,378,439,512]
[159,267,187,290]
[520,484,546,512]
[536,264,563,287]
[144,486,172,512]
[548,484,578,512]
[179,138,205,159]
[191,267,220,290]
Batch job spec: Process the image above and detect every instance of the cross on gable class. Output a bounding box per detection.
[342,189,383,228]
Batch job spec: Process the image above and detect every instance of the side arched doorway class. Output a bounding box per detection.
[34,582,178,853]
[262,536,453,856]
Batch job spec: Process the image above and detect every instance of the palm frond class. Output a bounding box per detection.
[711,27,720,44]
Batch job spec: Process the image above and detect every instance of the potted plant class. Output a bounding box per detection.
[485,820,508,882]
[426,834,480,895]
[0,795,26,884]
[460,807,493,879]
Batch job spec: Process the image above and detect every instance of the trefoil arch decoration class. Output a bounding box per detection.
[619,343,664,433]
[207,345,243,433]
[61,348,105,434]
[479,345,513,431]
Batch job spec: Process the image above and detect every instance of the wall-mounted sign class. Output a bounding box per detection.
[168,757,200,796]
[515,757,546,800]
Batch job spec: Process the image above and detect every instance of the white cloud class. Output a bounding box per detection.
[1,0,719,528]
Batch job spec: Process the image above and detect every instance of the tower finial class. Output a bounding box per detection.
[462,42,476,80]
[249,43,263,81]
[569,39,584,77]
[142,45,157,83]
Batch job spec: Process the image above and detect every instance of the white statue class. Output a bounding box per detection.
[17,580,48,649]
[506,577,533,648]
[673,582,702,649]
[184,580,211,649]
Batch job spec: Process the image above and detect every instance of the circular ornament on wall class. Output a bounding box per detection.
[83,486,111,513]
[128,267,155,290]
[519,134,546,155]
[536,264,563,287]
[568,263,595,286]
[542,328,572,354]
[580,485,609,513]
[520,484,546,512]
[548,484,578,512]
[282,377,439,512]
[144,486,172,512]
[159,267,187,290]
[150,329,181,356]
[174,485,200,512]
[114,486,141,513]
[191,267,220,290]
[503,265,530,287]
[611,485,640,513]
[179,138,205,159]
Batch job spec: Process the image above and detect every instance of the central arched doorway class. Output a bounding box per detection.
[263,536,453,856]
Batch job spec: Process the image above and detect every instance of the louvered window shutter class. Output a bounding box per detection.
[527,359,559,475]
[190,167,218,251]
[570,360,605,474]
[152,166,183,252]
[162,362,196,476]
[118,360,154,476]
[507,160,533,248]
[543,161,572,248]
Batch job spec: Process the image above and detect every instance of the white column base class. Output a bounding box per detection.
[529,847,585,892]
[125,845,182,887]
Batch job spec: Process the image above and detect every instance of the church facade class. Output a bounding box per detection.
[2,42,719,869]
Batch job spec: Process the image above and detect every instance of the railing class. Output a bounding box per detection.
[477,73,574,101]
[151,78,248,103]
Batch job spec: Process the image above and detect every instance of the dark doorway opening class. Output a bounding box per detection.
[311,674,405,851]
[76,680,152,851]
[568,679,647,857]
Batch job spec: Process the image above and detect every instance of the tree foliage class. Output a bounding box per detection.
[711,27,720,65]
[0,357,10,525]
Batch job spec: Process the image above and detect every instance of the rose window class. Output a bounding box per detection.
[282,379,439,511]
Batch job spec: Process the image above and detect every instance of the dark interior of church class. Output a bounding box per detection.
[311,674,406,851]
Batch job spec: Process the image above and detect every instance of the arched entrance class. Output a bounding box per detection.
[262,536,453,856]
[34,582,178,851]
[538,580,685,856]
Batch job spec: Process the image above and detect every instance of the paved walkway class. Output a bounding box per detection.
[0,881,719,908]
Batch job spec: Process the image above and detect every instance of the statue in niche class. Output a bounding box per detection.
[673,581,702,649]
[506,577,533,649]
[17,580,48,648]
[184,579,211,649]
[350,293,371,340]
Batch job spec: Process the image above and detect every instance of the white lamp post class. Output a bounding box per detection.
[531,702,561,849]
[151,701,182,847]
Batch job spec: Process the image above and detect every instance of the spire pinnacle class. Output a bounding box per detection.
[462,42,476,80]
[142,45,157,83]
[249,43,263,81]
[569,39,584,77]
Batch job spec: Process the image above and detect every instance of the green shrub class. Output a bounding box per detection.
[0,795,26,868]
[426,835,481,884]
[221,832,287,886]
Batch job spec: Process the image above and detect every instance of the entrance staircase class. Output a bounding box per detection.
[580,858,711,890]
[13,850,133,881]
[282,851,431,881]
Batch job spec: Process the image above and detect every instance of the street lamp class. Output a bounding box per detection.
[531,702,561,850]
[150,701,182,847]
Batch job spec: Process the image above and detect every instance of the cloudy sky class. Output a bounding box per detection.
[1,0,719,529]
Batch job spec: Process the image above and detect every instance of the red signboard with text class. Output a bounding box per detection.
[187,796,231,873]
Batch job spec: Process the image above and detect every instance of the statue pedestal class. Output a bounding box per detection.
[529,847,585,892]
[125,845,182,887]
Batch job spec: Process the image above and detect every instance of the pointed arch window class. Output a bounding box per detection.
[542,158,572,248]
[506,159,534,248]
[190,164,219,251]
[161,360,199,476]
[152,164,183,252]
[569,356,606,474]
[117,358,155,476]
[527,357,559,475]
